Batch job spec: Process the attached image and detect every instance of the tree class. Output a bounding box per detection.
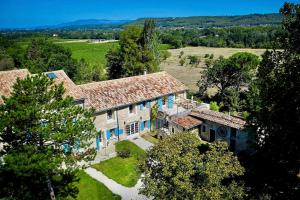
[198,52,259,111]
[139,132,245,200]
[24,39,78,79]
[247,3,300,199]
[0,74,96,199]
[106,48,124,79]
[106,19,161,79]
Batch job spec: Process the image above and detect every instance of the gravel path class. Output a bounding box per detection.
[85,167,149,200]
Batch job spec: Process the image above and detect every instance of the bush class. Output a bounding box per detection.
[179,58,185,66]
[204,53,210,58]
[210,101,220,112]
[209,54,214,59]
[179,51,184,58]
[160,50,171,61]
[116,148,131,158]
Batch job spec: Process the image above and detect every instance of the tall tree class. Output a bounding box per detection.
[198,52,259,111]
[247,3,300,199]
[106,19,160,79]
[0,74,96,199]
[139,132,245,200]
[24,39,78,79]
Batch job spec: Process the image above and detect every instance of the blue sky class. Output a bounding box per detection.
[0,0,299,28]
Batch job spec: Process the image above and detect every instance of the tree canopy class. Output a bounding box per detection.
[246,2,300,199]
[198,52,259,112]
[0,74,96,199]
[139,132,245,200]
[106,19,160,79]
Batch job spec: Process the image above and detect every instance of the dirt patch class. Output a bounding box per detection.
[160,46,266,92]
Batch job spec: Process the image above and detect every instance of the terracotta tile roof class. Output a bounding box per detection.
[172,116,203,129]
[45,70,85,100]
[0,69,84,104]
[190,108,246,129]
[79,71,187,112]
[0,69,30,104]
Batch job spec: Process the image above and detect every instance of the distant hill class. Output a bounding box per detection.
[36,19,133,29]
[131,13,282,28]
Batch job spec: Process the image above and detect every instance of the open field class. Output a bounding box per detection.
[59,41,119,66]
[160,46,266,92]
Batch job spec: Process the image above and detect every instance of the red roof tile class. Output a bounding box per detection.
[79,71,187,112]
[0,69,84,104]
[190,108,246,129]
[0,69,30,104]
[172,116,203,129]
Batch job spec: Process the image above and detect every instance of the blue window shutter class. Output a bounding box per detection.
[115,128,118,136]
[63,144,69,153]
[168,94,174,109]
[140,121,144,131]
[146,101,150,108]
[157,98,162,111]
[106,130,111,140]
[119,129,123,135]
[96,135,100,151]
[140,102,144,110]
[148,120,151,129]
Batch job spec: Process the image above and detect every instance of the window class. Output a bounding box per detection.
[126,122,139,135]
[129,105,135,114]
[162,96,167,105]
[202,125,206,132]
[107,110,113,120]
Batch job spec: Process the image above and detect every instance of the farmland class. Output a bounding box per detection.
[159,46,266,92]
[58,41,119,66]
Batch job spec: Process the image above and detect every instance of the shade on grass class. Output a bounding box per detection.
[141,132,159,144]
[92,140,145,187]
[75,171,120,200]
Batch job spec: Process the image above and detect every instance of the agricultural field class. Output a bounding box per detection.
[160,46,266,92]
[58,41,119,66]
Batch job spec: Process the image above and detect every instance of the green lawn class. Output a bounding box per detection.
[92,141,145,187]
[75,170,120,200]
[59,42,119,66]
[141,131,159,144]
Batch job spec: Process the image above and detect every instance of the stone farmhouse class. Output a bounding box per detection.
[0,69,251,153]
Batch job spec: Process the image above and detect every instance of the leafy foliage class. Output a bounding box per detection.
[139,132,245,200]
[0,74,96,199]
[106,20,160,79]
[198,52,259,112]
[246,3,300,199]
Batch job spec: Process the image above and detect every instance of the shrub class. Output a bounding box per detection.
[188,55,201,67]
[210,101,220,112]
[179,51,184,58]
[209,54,214,59]
[117,148,131,158]
[179,58,185,66]
[160,50,171,61]
[204,53,210,58]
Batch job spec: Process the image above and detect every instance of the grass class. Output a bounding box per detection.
[141,131,159,144]
[75,170,120,200]
[92,140,145,187]
[58,41,119,66]
[160,46,266,92]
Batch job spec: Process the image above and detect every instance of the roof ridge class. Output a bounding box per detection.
[78,71,168,87]
[0,68,30,74]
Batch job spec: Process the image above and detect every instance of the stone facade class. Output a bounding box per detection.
[93,91,187,151]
